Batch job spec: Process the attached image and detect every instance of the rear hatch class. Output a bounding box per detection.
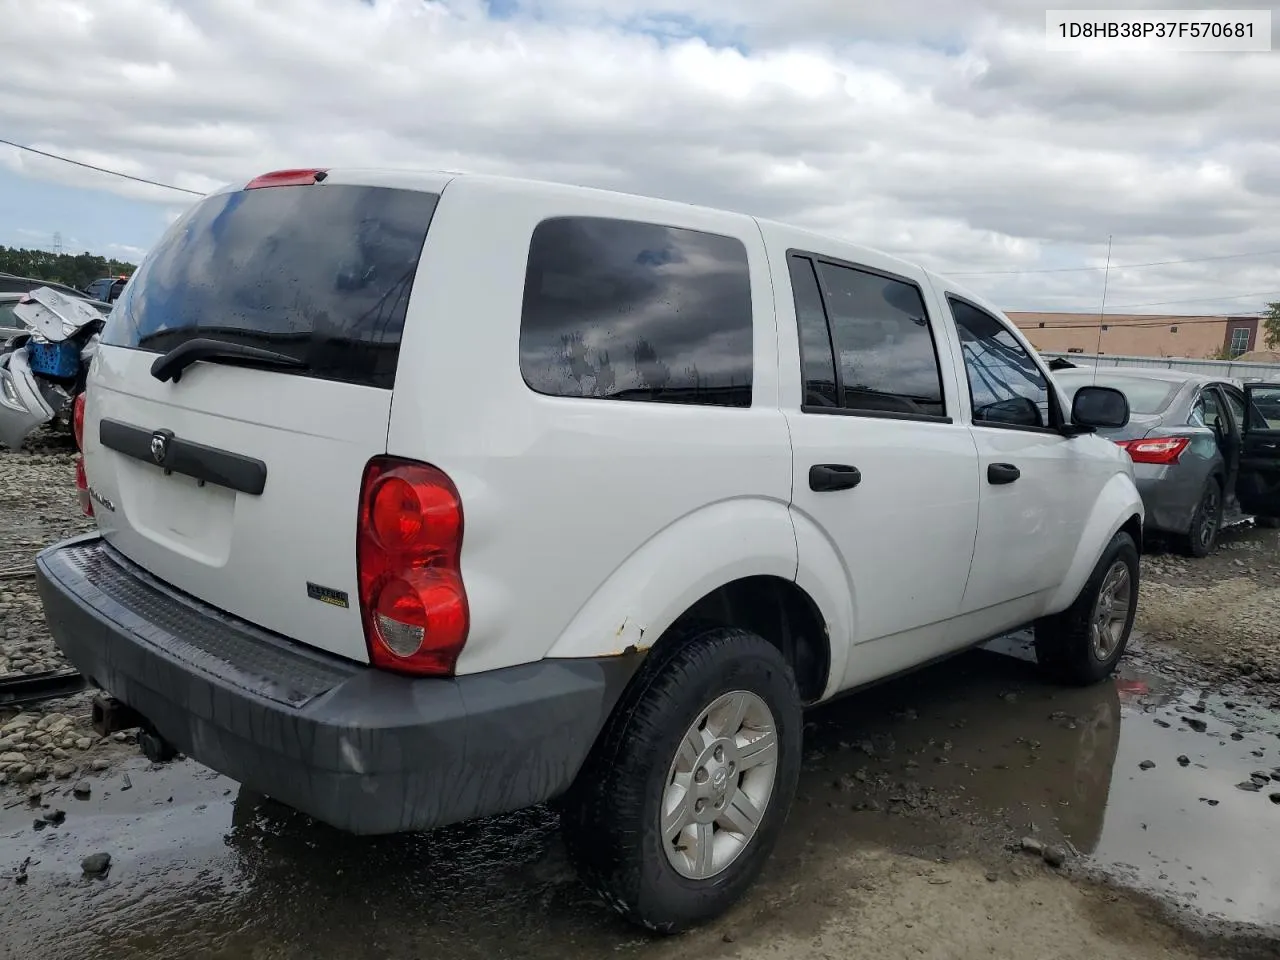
[82,172,441,662]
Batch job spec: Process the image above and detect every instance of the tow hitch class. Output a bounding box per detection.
[91,695,179,763]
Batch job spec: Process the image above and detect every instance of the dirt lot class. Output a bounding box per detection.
[2,431,1280,960]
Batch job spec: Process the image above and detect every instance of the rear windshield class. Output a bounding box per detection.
[103,184,439,390]
[1057,372,1180,414]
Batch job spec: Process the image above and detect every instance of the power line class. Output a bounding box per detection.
[952,247,1280,277]
[1102,289,1280,309]
[0,138,205,197]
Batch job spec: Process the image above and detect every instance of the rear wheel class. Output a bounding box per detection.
[1179,478,1223,558]
[560,625,802,933]
[1035,531,1139,686]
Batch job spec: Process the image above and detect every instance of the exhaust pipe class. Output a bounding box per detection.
[91,695,179,763]
[91,695,143,737]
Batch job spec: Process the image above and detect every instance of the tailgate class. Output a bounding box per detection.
[81,175,441,662]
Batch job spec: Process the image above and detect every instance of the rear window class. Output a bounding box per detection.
[103,184,439,390]
[1057,373,1179,414]
[519,216,753,407]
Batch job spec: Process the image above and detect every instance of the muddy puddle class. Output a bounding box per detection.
[2,637,1279,959]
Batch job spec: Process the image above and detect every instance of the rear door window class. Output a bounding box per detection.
[103,184,439,390]
[519,217,753,407]
[788,253,947,420]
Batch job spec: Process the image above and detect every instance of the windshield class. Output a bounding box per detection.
[103,184,439,390]
[1055,372,1181,415]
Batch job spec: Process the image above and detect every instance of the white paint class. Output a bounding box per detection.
[81,169,1143,694]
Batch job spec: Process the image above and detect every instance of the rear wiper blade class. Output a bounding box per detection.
[150,337,308,383]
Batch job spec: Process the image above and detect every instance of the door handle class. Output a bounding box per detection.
[987,462,1020,485]
[809,463,862,492]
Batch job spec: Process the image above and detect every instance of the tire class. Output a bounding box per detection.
[560,625,802,933]
[1178,478,1223,558]
[1035,531,1139,686]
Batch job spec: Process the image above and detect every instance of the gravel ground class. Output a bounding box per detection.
[0,428,120,790]
[1137,523,1280,685]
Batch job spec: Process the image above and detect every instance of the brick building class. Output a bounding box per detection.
[1009,312,1261,360]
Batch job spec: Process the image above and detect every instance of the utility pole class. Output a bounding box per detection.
[52,232,63,256]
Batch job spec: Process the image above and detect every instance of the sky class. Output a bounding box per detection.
[0,0,1277,315]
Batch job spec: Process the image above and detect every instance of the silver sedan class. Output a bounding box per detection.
[1054,367,1279,556]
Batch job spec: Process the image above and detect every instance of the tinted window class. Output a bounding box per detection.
[519,217,752,407]
[0,302,17,328]
[788,255,838,408]
[1190,388,1223,429]
[1056,373,1179,415]
[950,299,1052,428]
[103,185,439,389]
[811,260,945,418]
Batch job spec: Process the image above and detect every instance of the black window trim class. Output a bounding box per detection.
[945,292,1066,436]
[787,248,953,426]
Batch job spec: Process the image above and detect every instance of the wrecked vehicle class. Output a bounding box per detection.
[0,287,107,451]
[35,168,1143,934]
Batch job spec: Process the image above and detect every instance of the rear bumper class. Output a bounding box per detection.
[1133,465,1199,535]
[35,534,637,834]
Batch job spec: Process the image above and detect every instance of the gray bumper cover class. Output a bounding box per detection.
[35,535,635,834]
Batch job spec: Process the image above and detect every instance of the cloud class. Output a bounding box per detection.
[0,0,1277,314]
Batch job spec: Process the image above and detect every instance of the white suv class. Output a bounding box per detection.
[36,168,1142,932]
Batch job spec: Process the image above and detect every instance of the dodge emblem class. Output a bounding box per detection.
[150,431,169,464]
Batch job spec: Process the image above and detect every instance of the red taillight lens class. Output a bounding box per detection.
[1118,436,1191,465]
[357,458,468,676]
[74,458,92,517]
[72,393,92,516]
[245,168,327,189]
[72,393,86,449]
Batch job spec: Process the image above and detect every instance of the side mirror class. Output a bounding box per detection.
[1072,385,1129,429]
[977,396,1042,428]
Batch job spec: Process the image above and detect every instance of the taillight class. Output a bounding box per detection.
[245,168,328,189]
[356,457,468,676]
[73,393,86,449]
[72,393,92,517]
[1118,436,1191,465]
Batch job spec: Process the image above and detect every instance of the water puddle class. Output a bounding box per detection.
[2,637,1278,958]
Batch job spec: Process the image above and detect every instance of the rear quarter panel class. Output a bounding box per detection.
[387,177,795,674]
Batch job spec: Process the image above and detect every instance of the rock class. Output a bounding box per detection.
[1177,755,1190,767]
[74,738,92,751]
[0,751,26,765]
[0,714,36,735]
[985,870,999,882]
[50,748,69,761]
[80,853,111,877]
[1236,781,1263,792]
[722,933,736,943]
[91,759,111,772]
[1139,760,1156,770]
[1271,794,1280,805]
[72,780,91,800]
[1042,846,1067,868]
[13,765,36,784]
[1153,719,1171,728]
[1020,837,1044,855]
[1183,718,1208,733]
[41,809,65,825]
[1231,732,1245,741]
[51,762,76,780]
[111,732,131,743]
[1200,798,1220,806]
[1253,771,1272,783]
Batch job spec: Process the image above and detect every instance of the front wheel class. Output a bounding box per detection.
[1035,531,1139,686]
[560,625,802,933]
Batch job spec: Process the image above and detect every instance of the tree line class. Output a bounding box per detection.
[0,246,137,292]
